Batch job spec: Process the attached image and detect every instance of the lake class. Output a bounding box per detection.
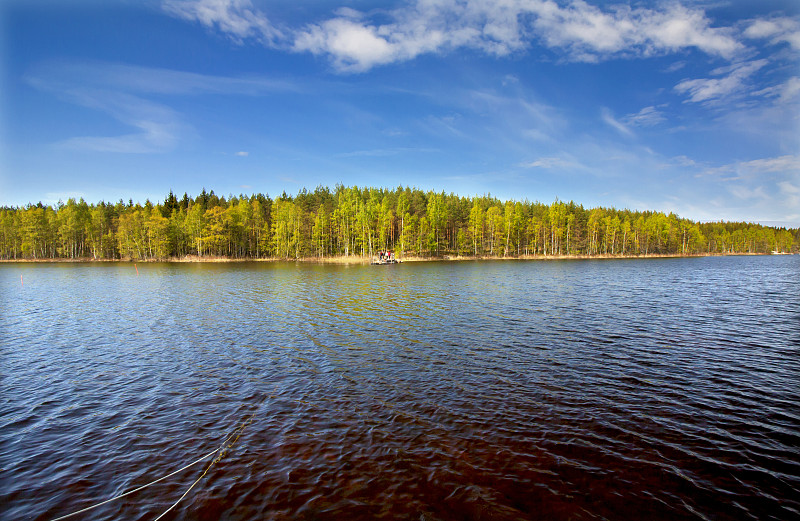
[1,256,799,520]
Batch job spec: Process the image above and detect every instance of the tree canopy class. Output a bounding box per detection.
[1,185,797,260]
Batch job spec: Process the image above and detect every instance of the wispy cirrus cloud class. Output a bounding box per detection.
[623,106,665,127]
[700,155,800,181]
[23,81,185,154]
[672,155,800,224]
[58,100,182,154]
[467,89,563,135]
[25,61,298,153]
[518,156,584,170]
[777,181,800,220]
[163,0,283,44]
[754,76,800,103]
[672,155,697,167]
[601,107,633,136]
[26,60,297,96]
[334,147,438,158]
[674,59,768,104]
[162,0,749,72]
[728,184,769,201]
[731,155,800,176]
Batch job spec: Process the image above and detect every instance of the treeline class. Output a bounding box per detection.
[1,185,797,260]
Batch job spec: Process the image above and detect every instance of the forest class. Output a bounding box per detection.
[1,185,797,260]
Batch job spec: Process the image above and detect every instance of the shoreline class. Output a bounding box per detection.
[0,252,780,264]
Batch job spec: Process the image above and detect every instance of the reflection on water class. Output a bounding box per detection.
[1,257,799,520]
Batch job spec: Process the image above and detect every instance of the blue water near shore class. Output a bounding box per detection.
[1,256,798,520]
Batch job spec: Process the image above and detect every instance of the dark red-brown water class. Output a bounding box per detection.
[2,257,799,520]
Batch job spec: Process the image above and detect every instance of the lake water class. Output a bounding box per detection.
[1,256,799,520]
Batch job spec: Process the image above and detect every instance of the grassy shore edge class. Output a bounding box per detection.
[0,252,775,264]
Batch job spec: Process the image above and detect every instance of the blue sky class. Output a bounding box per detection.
[1,0,799,225]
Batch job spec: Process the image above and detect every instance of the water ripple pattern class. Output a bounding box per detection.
[1,256,798,520]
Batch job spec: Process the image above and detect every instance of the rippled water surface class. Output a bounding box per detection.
[2,256,799,520]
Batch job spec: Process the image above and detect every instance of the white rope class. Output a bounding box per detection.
[51,396,264,521]
[152,407,258,520]
[152,457,216,521]
[51,447,220,521]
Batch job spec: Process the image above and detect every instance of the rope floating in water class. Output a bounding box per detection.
[51,398,265,521]
[50,448,219,521]
[152,408,257,520]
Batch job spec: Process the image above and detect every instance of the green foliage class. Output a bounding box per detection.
[1,186,797,259]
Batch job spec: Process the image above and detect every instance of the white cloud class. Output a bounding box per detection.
[636,4,742,57]
[664,60,686,73]
[235,151,248,156]
[779,181,800,194]
[601,107,633,136]
[778,181,800,215]
[672,155,697,167]
[674,59,768,103]
[679,154,800,223]
[333,7,364,21]
[728,184,768,200]
[163,0,282,44]
[334,147,438,158]
[529,1,741,61]
[736,155,800,175]
[462,89,564,146]
[744,17,800,50]
[317,0,744,70]
[53,91,182,154]
[163,0,748,72]
[522,128,551,142]
[623,106,665,127]
[702,155,800,179]
[25,61,301,153]
[777,77,800,103]
[382,127,408,137]
[752,76,800,104]
[27,60,297,97]
[294,18,398,72]
[518,156,582,169]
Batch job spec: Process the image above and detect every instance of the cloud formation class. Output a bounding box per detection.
[27,60,297,96]
[163,0,751,72]
[163,0,282,44]
[744,17,800,50]
[25,61,295,153]
[294,18,401,72]
[519,156,583,169]
[528,1,740,61]
[23,81,184,154]
[674,59,768,103]
[57,96,182,154]
[734,155,800,176]
[757,77,800,103]
[334,147,438,158]
[623,106,665,127]
[778,180,800,211]
[601,107,633,136]
[702,155,800,180]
